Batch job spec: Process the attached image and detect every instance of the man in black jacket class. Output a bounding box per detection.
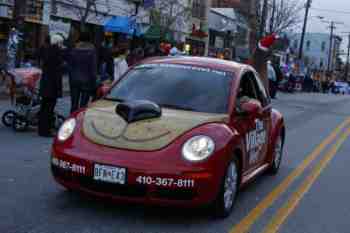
[69,32,97,113]
[38,34,64,137]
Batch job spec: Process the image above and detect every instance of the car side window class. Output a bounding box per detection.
[252,72,270,107]
[237,72,259,104]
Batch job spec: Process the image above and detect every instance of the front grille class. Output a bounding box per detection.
[79,178,147,198]
[152,188,197,201]
[52,166,147,198]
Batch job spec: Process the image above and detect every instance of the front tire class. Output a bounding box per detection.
[213,158,239,218]
[269,133,284,175]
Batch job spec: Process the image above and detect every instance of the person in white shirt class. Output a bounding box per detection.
[268,61,278,98]
[113,48,129,82]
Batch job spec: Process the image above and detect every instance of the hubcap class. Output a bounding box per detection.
[274,137,283,167]
[224,162,238,210]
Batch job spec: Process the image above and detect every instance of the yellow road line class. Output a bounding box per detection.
[262,127,350,233]
[229,117,350,233]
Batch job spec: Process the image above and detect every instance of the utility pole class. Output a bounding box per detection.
[341,32,350,80]
[327,22,335,72]
[345,34,350,80]
[322,21,343,72]
[298,0,312,60]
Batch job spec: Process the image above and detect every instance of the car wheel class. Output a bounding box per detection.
[12,115,29,132]
[269,133,284,175]
[2,110,16,127]
[213,158,239,218]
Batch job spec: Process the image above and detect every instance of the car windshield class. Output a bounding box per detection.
[106,63,233,114]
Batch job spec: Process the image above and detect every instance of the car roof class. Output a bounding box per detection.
[140,56,251,74]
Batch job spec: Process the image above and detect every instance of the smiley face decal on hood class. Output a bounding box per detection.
[83,100,228,151]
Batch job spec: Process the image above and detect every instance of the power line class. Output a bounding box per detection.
[311,7,350,15]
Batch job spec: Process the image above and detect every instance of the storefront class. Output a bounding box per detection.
[208,29,235,59]
[185,23,208,56]
[208,8,238,60]
[208,8,249,61]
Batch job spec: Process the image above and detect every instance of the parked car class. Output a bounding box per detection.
[332,81,349,94]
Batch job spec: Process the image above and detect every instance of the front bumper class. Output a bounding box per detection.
[51,151,221,207]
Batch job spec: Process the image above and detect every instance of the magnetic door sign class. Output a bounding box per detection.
[246,119,266,164]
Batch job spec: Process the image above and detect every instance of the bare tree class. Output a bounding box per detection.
[267,0,303,34]
[234,0,302,90]
[150,0,192,41]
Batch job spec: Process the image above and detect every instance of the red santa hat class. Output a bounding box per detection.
[258,33,280,51]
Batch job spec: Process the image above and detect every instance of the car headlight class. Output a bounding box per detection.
[57,118,76,142]
[182,135,215,162]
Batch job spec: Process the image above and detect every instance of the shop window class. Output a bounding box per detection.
[25,0,43,23]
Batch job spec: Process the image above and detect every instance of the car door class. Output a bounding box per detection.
[234,72,270,173]
[250,72,272,166]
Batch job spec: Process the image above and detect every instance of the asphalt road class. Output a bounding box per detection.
[1,93,350,233]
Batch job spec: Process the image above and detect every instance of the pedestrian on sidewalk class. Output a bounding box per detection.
[38,34,65,137]
[113,48,129,82]
[68,32,97,113]
[268,61,278,98]
[98,38,114,82]
[127,47,144,66]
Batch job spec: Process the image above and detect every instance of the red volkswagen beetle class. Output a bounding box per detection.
[51,57,285,218]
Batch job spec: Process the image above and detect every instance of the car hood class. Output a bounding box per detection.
[82,100,228,151]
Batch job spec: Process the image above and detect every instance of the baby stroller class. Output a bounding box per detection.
[1,67,65,132]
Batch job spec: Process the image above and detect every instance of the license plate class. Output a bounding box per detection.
[93,164,126,184]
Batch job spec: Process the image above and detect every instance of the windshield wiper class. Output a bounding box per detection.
[160,104,196,111]
[104,97,125,102]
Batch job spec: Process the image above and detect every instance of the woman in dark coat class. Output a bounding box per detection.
[68,32,97,113]
[38,34,65,137]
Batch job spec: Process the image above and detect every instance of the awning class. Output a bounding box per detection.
[104,16,142,36]
[144,25,161,39]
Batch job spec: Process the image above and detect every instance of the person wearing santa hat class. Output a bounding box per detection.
[258,33,280,52]
[251,33,280,96]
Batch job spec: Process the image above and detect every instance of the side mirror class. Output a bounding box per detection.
[238,99,263,118]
